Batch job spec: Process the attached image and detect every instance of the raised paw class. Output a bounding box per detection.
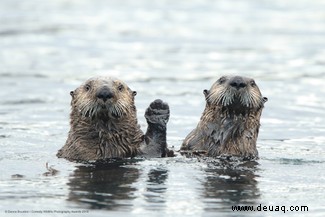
[145,99,170,126]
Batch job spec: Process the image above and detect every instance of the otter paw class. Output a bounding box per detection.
[145,99,170,126]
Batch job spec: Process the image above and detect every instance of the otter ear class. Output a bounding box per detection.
[132,91,137,97]
[263,97,268,103]
[203,89,210,104]
[203,89,209,98]
[70,91,74,98]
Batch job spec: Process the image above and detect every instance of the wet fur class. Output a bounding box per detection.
[181,76,267,159]
[57,76,170,162]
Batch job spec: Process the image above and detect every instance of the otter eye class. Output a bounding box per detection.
[118,84,124,91]
[218,76,227,84]
[85,84,91,91]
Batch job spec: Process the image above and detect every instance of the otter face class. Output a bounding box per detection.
[70,76,137,118]
[204,76,267,113]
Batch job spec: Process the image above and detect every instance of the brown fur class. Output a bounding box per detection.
[57,76,170,162]
[181,76,267,159]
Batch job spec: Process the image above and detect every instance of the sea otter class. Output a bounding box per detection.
[57,76,172,162]
[181,75,267,160]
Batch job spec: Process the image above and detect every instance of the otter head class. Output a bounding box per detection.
[70,76,137,119]
[204,76,267,115]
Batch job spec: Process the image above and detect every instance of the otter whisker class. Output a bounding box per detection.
[209,87,233,106]
[223,88,235,106]
[211,88,223,103]
[111,99,129,118]
[240,92,251,107]
[248,94,255,107]
[118,100,128,111]
[79,100,96,117]
[92,105,100,117]
[249,90,262,108]
[87,103,94,117]
[110,102,123,118]
[116,106,122,117]
[117,102,125,115]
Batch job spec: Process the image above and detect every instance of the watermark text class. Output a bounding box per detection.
[232,204,308,213]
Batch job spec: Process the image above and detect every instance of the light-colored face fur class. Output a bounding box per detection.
[204,76,267,112]
[70,76,137,119]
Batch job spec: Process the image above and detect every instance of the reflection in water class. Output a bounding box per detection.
[202,160,260,212]
[67,160,169,211]
[66,158,259,213]
[67,161,140,211]
[145,168,168,210]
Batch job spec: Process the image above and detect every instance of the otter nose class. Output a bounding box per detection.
[230,77,247,90]
[96,88,114,102]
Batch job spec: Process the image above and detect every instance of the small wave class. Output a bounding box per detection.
[3,99,47,105]
[264,157,324,165]
[0,73,47,78]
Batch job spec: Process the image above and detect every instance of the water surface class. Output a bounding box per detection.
[1,0,325,216]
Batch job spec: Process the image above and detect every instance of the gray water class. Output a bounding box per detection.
[1,0,325,216]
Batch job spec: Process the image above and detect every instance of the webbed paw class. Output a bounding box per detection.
[145,99,170,126]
